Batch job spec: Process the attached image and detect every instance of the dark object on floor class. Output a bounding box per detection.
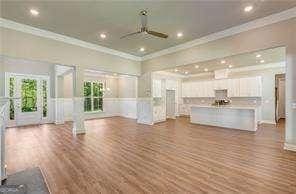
[0,184,27,194]
[1,167,49,194]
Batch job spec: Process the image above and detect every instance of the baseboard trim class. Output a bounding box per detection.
[73,129,86,135]
[137,120,153,125]
[260,120,276,125]
[284,143,296,152]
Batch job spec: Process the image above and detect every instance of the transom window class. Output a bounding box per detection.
[84,81,103,112]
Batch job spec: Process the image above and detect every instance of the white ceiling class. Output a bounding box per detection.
[1,1,296,57]
[162,47,285,76]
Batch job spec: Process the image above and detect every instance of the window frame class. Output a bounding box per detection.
[84,81,104,112]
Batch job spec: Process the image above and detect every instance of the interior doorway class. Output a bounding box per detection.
[5,73,50,127]
[166,90,176,119]
[275,74,285,123]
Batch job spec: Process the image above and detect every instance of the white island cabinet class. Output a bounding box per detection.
[190,105,261,131]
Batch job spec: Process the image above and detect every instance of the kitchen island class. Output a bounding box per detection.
[190,105,261,131]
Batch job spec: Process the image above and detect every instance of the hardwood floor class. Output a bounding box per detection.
[5,117,296,193]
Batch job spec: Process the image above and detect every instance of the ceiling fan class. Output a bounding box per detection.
[120,10,168,39]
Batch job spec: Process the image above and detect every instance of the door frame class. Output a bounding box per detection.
[5,72,51,127]
[166,89,176,119]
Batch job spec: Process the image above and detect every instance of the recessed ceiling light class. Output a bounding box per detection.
[174,69,179,72]
[260,59,265,63]
[204,68,208,72]
[195,65,199,69]
[177,32,183,38]
[184,71,189,74]
[30,9,39,16]
[100,33,106,39]
[244,5,253,12]
[256,54,261,58]
[221,60,226,64]
[140,47,145,52]
[228,65,233,68]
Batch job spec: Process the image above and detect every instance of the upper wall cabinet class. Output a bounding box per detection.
[239,76,262,97]
[166,79,177,90]
[181,76,262,98]
[152,79,162,98]
[227,78,240,97]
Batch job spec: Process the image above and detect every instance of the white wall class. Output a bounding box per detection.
[118,77,137,98]
[63,73,73,98]
[62,74,138,120]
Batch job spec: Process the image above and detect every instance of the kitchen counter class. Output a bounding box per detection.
[190,104,259,110]
[190,104,261,131]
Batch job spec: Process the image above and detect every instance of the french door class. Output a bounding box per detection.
[5,73,50,127]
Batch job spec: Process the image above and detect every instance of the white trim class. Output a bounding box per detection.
[260,120,276,125]
[284,143,296,152]
[1,7,295,62]
[142,7,296,61]
[154,71,186,78]
[0,18,141,61]
[186,62,285,78]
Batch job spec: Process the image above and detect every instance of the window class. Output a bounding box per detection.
[9,77,15,120]
[21,79,37,112]
[42,80,48,117]
[84,81,103,112]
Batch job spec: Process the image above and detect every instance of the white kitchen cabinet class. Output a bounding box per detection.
[239,76,262,97]
[181,82,187,97]
[205,81,215,97]
[213,79,228,90]
[227,78,240,97]
[152,79,162,98]
[182,82,194,98]
[181,76,262,98]
[166,79,177,90]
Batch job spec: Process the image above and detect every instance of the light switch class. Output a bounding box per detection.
[292,103,296,109]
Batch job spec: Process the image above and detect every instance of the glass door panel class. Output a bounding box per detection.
[21,79,37,112]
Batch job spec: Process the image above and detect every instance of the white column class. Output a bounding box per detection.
[284,43,296,151]
[54,75,65,124]
[137,72,153,125]
[72,66,85,135]
[0,56,4,97]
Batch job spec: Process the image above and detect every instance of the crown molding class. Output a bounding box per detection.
[142,7,296,61]
[185,62,285,78]
[1,7,295,63]
[0,18,142,61]
[153,71,186,78]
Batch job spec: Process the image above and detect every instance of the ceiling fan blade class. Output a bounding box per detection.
[120,31,141,39]
[147,31,168,38]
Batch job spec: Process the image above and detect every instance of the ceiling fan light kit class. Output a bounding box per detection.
[120,10,169,39]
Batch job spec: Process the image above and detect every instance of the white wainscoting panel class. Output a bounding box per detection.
[53,98,65,124]
[50,98,139,122]
[118,98,137,119]
[63,98,73,121]
[137,98,153,125]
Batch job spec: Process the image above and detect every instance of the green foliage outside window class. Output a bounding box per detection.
[42,80,48,117]
[9,77,15,120]
[21,79,37,112]
[84,81,103,112]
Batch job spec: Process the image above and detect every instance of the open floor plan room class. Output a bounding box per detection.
[6,117,296,193]
[1,1,296,193]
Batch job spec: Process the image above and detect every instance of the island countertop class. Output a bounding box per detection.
[190,104,261,131]
[190,104,260,110]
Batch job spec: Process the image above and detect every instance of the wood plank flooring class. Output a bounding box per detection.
[5,117,296,193]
